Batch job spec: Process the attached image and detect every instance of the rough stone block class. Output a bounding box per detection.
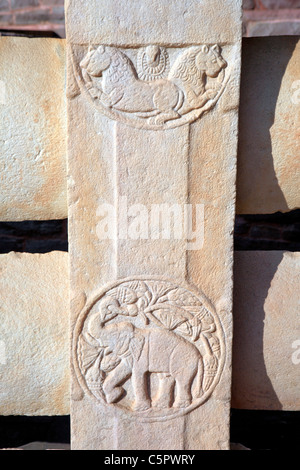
[232,251,300,411]
[0,37,67,222]
[0,252,70,416]
[237,37,300,214]
[0,37,298,220]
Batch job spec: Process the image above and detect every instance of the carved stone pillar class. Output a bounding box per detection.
[67,0,242,450]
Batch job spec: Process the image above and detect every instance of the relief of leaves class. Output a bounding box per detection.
[142,287,152,308]
[108,286,138,305]
[150,308,187,331]
[125,280,148,295]
[176,321,193,337]
[167,288,202,307]
[147,281,177,303]
[175,316,202,342]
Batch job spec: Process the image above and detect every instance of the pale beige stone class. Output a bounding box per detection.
[237,37,300,214]
[67,0,242,450]
[0,252,69,416]
[0,37,67,222]
[65,0,242,46]
[232,251,300,410]
[1,37,298,220]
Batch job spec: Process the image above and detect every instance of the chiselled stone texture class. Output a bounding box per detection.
[232,251,300,411]
[75,279,225,419]
[1,250,299,417]
[0,37,67,222]
[0,38,298,221]
[0,252,69,416]
[237,37,300,214]
[67,0,242,450]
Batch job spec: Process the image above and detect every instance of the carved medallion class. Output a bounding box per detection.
[73,278,225,421]
[71,44,229,130]
[137,46,169,81]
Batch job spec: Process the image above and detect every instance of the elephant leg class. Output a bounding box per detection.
[102,361,132,404]
[131,368,151,412]
[173,379,194,408]
[170,345,199,408]
[152,373,175,409]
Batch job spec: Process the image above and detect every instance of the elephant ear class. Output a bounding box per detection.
[129,333,145,362]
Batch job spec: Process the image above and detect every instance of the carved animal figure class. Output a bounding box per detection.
[83,313,204,412]
[80,44,227,126]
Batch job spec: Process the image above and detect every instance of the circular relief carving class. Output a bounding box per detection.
[73,278,225,421]
[71,44,230,131]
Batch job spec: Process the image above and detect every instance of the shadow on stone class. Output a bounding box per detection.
[237,37,298,213]
[232,251,284,410]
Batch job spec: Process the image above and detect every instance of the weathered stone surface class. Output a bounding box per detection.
[2,250,299,417]
[66,0,242,46]
[237,37,300,214]
[0,37,67,222]
[67,0,242,450]
[0,37,298,220]
[232,251,300,411]
[0,252,69,415]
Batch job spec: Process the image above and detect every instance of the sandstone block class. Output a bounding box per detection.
[237,37,300,214]
[232,251,300,410]
[0,252,69,416]
[0,37,298,220]
[0,37,67,222]
[67,0,242,450]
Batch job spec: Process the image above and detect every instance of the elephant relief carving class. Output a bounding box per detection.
[74,43,229,129]
[75,279,225,419]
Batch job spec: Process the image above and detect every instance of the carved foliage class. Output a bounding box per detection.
[73,44,229,130]
[74,279,225,420]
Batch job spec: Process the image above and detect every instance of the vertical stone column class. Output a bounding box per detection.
[67,0,242,450]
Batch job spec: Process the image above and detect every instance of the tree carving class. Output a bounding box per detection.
[74,279,225,419]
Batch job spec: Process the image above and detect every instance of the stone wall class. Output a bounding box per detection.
[243,0,300,36]
[0,0,65,37]
[1,0,300,38]
[1,213,300,256]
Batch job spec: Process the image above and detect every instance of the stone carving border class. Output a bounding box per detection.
[70,44,231,131]
[72,276,226,422]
